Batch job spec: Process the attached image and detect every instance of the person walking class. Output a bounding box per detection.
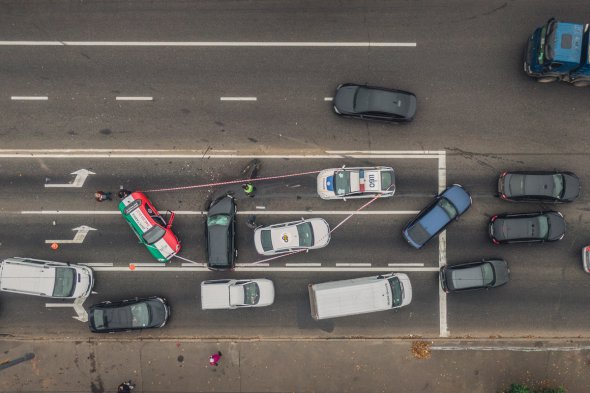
[246,215,258,229]
[242,183,256,197]
[209,351,222,366]
[117,380,135,392]
[95,191,112,202]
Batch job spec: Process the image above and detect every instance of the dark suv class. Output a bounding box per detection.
[206,195,237,270]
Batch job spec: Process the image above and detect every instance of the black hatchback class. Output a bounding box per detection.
[88,297,170,333]
[497,171,580,203]
[206,194,237,271]
[333,84,416,122]
[440,259,510,293]
[489,211,566,244]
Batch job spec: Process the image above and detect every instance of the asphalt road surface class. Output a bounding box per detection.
[0,1,589,341]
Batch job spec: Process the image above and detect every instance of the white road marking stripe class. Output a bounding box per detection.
[324,97,333,101]
[431,346,590,352]
[387,263,425,267]
[130,263,165,267]
[335,263,371,267]
[438,152,449,338]
[81,263,113,267]
[236,263,269,267]
[285,263,321,267]
[45,303,76,308]
[0,41,417,47]
[91,266,439,272]
[11,96,48,100]
[20,210,419,215]
[220,97,257,101]
[326,150,446,155]
[116,96,153,101]
[181,263,207,267]
[0,149,442,158]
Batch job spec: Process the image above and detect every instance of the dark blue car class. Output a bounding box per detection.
[402,184,472,249]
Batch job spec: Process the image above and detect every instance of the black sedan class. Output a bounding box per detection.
[206,194,237,271]
[333,83,416,122]
[497,171,580,203]
[440,259,510,293]
[489,211,566,244]
[88,297,170,333]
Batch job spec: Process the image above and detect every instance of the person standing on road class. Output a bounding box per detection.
[242,183,256,197]
[117,189,131,199]
[209,351,222,366]
[95,191,112,202]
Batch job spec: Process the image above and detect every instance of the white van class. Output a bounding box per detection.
[0,257,94,299]
[308,273,412,320]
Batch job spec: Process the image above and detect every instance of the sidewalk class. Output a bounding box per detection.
[1,338,589,393]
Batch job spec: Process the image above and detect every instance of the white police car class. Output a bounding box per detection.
[254,218,331,256]
[317,166,396,200]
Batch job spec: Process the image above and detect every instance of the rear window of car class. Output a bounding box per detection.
[260,230,273,251]
[407,223,431,246]
[52,267,75,297]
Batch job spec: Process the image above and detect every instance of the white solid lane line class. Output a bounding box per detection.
[11,96,48,100]
[0,41,417,47]
[220,97,257,101]
[116,97,153,101]
[20,210,419,215]
[90,266,439,272]
[324,97,333,101]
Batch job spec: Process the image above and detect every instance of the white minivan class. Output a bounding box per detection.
[0,257,94,299]
[308,273,412,320]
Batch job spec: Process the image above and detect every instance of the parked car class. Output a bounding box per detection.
[118,191,180,262]
[489,211,566,244]
[440,259,510,293]
[333,83,416,122]
[402,184,472,249]
[206,195,237,270]
[317,166,395,200]
[497,171,580,202]
[582,245,590,273]
[0,257,94,299]
[254,218,331,255]
[201,279,275,309]
[88,296,170,333]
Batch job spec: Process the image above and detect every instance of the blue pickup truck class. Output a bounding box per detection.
[524,18,590,87]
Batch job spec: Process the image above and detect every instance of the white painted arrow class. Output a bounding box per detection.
[46,296,89,322]
[45,169,95,188]
[45,225,97,244]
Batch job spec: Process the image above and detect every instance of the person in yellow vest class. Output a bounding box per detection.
[242,183,256,197]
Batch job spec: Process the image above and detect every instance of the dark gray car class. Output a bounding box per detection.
[497,171,580,202]
[489,211,566,244]
[88,296,170,333]
[333,84,416,122]
[206,195,237,271]
[440,259,510,293]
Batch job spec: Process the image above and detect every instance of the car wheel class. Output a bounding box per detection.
[536,76,558,83]
[573,80,590,87]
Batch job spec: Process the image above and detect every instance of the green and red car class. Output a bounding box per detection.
[118,191,181,262]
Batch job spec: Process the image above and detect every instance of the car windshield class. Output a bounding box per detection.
[130,303,151,327]
[388,276,403,307]
[142,225,166,245]
[260,230,273,251]
[333,171,350,196]
[52,267,75,297]
[296,222,315,247]
[208,214,230,227]
[537,216,550,238]
[553,174,564,198]
[381,171,393,190]
[481,263,495,286]
[242,282,260,305]
[438,198,458,220]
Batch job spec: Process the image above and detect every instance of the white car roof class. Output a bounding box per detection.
[269,225,301,249]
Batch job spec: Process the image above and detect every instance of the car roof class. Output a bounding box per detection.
[494,215,544,240]
[269,224,301,249]
[207,225,230,266]
[449,264,486,290]
[0,261,57,296]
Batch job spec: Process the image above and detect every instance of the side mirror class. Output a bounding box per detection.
[167,212,176,228]
[342,164,346,169]
[342,197,347,202]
